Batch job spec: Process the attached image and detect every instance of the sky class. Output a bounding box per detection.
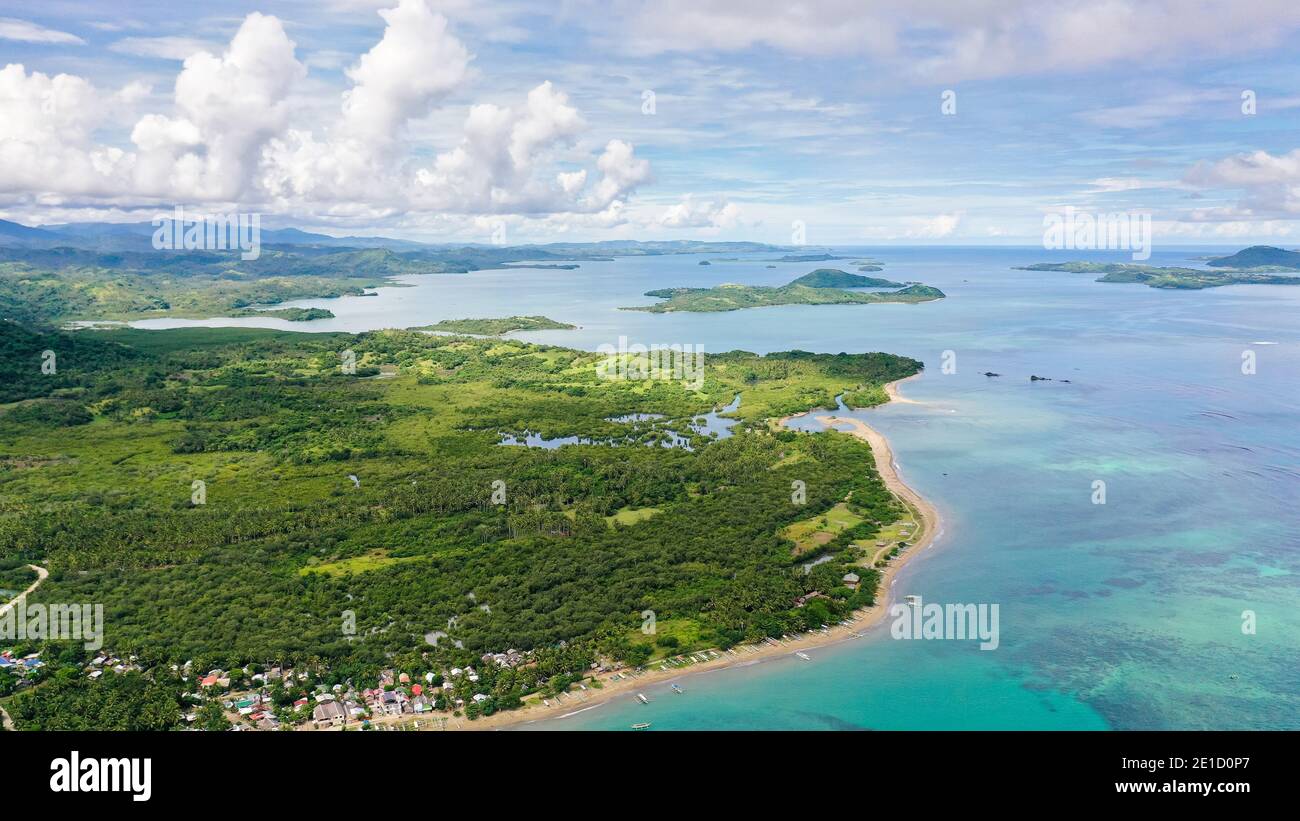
[1,0,1299,245]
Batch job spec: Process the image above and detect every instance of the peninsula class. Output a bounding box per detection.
[409,316,577,335]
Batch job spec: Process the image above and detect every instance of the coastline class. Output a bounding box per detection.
[357,376,942,732]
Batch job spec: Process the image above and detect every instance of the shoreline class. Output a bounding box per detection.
[358,376,943,732]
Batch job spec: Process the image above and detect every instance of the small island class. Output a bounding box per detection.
[243,307,335,321]
[409,315,577,335]
[1019,246,1300,289]
[769,253,848,263]
[623,269,944,313]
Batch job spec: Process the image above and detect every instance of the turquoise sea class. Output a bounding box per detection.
[133,247,1300,729]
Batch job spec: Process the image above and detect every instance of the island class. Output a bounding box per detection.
[408,316,577,335]
[1205,246,1300,268]
[1018,246,1300,289]
[243,307,335,321]
[622,270,943,313]
[768,253,848,263]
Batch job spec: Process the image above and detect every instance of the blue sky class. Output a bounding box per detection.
[2,0,1299,245]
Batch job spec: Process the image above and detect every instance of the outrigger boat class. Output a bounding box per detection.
[795,651,812,661]
[671,684,684,694]
[632,722,651,730]
[636,693,649,704]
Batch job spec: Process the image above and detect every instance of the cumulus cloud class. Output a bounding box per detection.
[0,64,125,197]
[0,0,652,224]
[589,139,652,210]
[341,0,470,144]
[1184,149,1300,217]
[130,12,305,201]
[658,195,742,229]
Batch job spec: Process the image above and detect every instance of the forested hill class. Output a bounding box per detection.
[0,322,919,722]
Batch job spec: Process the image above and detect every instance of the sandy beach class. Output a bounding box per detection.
[357,377,943,732]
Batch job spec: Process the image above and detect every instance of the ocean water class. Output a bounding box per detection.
[132,247,1300,729]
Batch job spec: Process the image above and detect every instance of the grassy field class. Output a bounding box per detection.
[781,502,867,555]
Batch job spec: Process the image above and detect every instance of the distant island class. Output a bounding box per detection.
[1018,246,1300,289]
[769,253,848,263]
[409,316,577,335]
[1205,246,1300,268]
[623,269,943,313]
[497,263,581,270]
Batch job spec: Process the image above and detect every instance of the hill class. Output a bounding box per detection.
[788,269,904,288]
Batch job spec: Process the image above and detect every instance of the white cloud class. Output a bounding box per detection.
[579,0,1300,82]
[0,63,125,197]
[341,0,470,143]
[129,13,306,201]
[1184,149,1300,217]
[659,194,742,229]
[0,0,652,226]
[0,18,84,45]
[861,212,964,240]
[588,139,652,210]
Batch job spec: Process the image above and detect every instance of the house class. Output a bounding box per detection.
[471,693,489,703]
[374,690,405,716]
[293,698,309,710]
[312,700,346,728]
[410,683,423,697]
[842,572,861,591]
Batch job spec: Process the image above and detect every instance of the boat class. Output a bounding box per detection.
[795,651,812,661]
[671,684,684,694]
[632,722,651,730]
[636,693,649,704]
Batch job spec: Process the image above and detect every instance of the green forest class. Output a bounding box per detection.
[0,319,919,727]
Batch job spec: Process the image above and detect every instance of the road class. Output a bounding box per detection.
[1,564,49,731]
